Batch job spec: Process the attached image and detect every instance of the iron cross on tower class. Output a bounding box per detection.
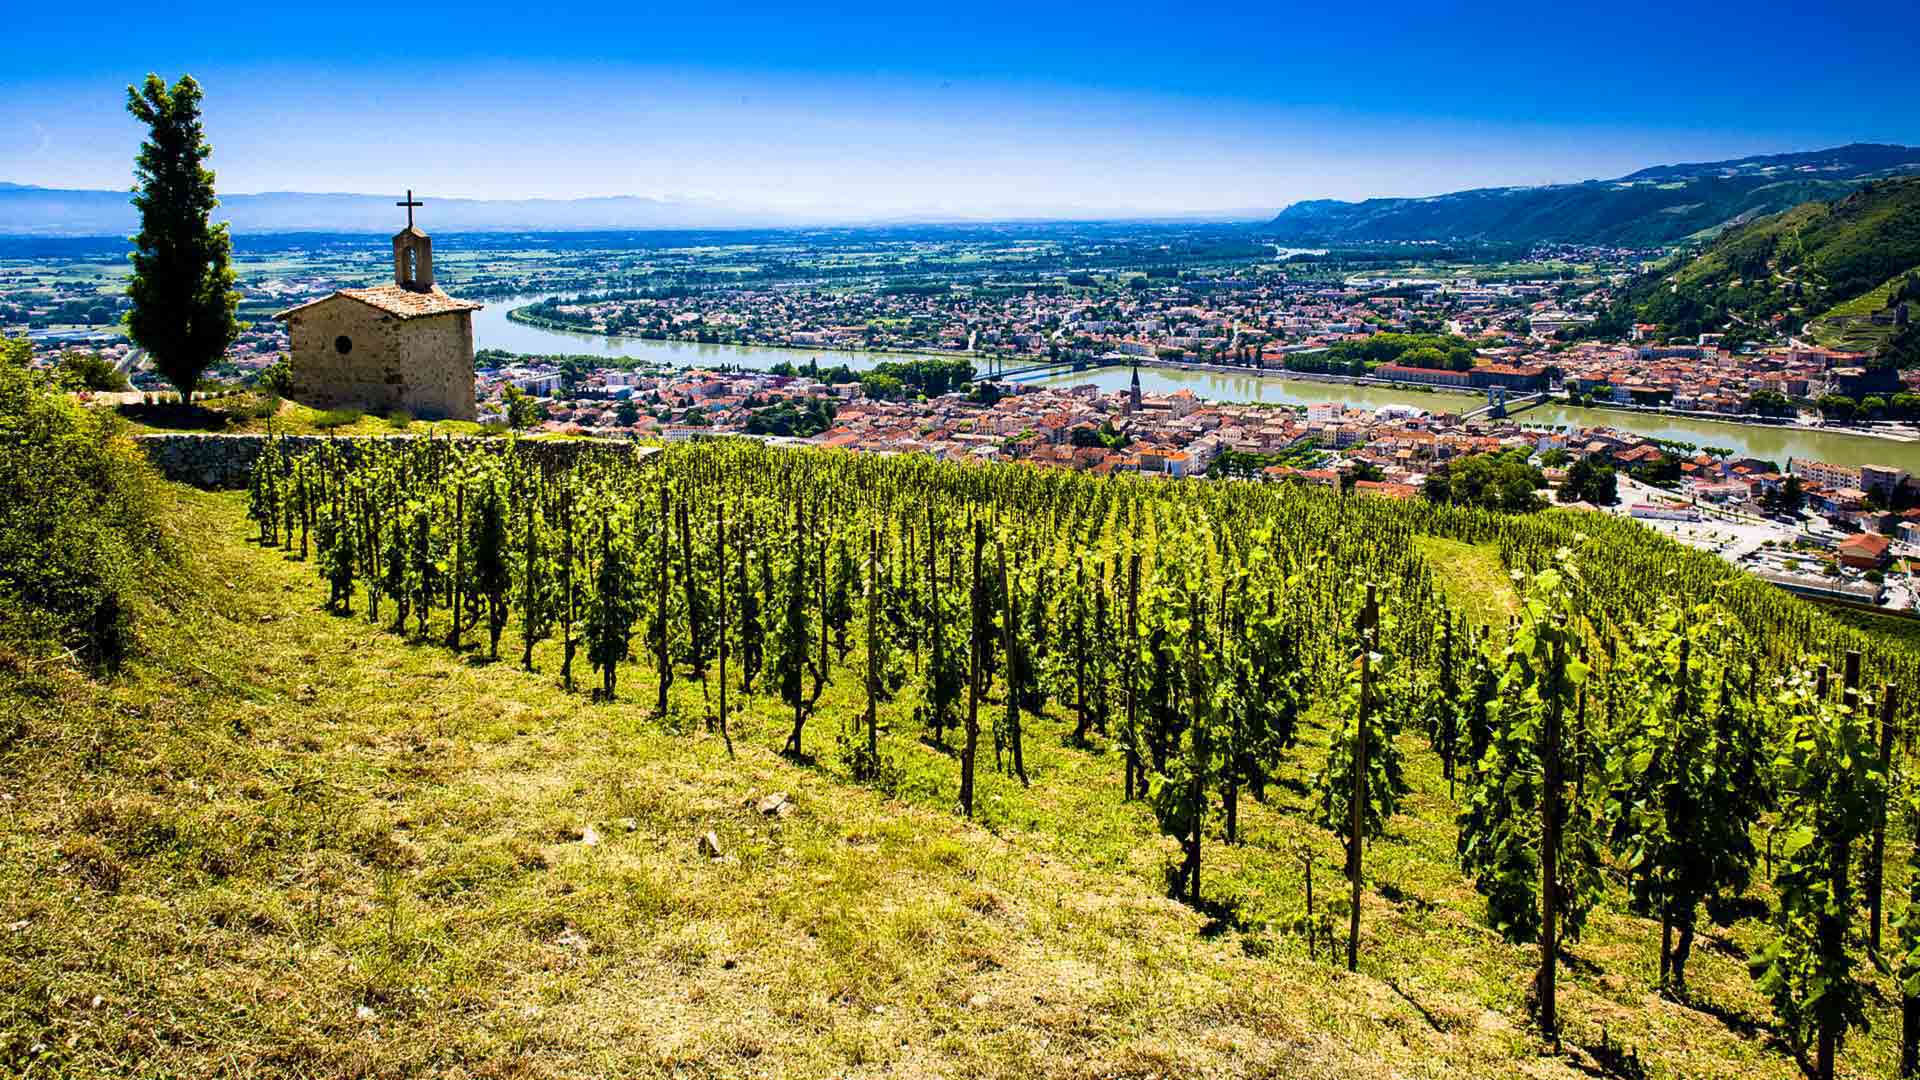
[396,189,423,229]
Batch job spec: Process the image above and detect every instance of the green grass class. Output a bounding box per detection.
[311,407,364,430]
[1805,264,1919,352]
[1413,535,1521,631]
[1822,267,1919,320]
[3,485,1916,1078]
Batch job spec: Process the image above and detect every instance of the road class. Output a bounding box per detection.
[1604,475,1915,613]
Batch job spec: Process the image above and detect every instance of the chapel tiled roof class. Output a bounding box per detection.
[275,284,483,321]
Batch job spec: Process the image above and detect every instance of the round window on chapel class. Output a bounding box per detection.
[334,335,353,355]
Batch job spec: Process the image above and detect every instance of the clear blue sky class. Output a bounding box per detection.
[3,0,1915,219]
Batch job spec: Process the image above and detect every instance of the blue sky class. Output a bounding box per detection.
[4,0,1916,218]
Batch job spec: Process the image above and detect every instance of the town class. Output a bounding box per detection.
[9,225,1920,614]
[10,231,1915,429]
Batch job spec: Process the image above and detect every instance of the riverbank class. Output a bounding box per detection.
[1195,363,1920,449]
[1107,360,1489,398]
[1528,398,1920,446]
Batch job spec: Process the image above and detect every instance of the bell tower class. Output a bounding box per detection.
[391,189,434,292]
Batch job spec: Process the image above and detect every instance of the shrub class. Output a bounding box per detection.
[0,338,166,669]
[57,351,131,392]
[312,407,363,430]
[236,392,282,421]
[385,409,413,430]
[255,357,293,398]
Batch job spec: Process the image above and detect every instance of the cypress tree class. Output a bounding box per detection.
[124,74,239,399]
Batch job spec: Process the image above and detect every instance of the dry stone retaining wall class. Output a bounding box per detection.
[135,433,657,489]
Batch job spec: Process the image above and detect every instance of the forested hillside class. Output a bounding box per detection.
[1615,177,1920,358]
[1265,143,1920,247]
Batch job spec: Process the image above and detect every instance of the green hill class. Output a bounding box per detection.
[13,434,1920,1078]
[1619,176,1920,357]
[12,333,1920,1080]
[1265,143,1920,248]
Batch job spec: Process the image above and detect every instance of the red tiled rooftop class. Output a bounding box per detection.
[276,284,483,321]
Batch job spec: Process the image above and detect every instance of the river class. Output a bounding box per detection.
[475,294,904,372]
[473,294,1920,472]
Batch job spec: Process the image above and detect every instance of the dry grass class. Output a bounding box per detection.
[0,486,1910,1078]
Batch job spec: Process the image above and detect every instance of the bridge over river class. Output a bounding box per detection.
[1460,388,1550,422]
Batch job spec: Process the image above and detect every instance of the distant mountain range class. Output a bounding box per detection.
[1264,144,1920,248]
[8,143,1919,241]
[0,184,1277,237]
[0,185,812,236]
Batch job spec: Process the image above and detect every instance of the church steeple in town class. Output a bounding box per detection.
[1128,360,1142,413]
[392,189,434,292]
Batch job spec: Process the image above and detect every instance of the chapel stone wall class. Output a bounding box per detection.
[287,301,476,421]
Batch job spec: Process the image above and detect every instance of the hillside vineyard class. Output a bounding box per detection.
[249,435,1920,1071]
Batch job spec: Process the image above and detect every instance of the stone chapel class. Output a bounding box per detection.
[275,193,482,421]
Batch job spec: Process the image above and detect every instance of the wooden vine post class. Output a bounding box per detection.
[1347,582,1377,973]
[998,544,1029,787]
[865,524,880,767]
[1072,557,1091,745]
[1903,778,1920,1078]
[1656,633,1689,987]
[1225,599,1244,845]
[655,479,672,717]
[598,511,614,700]
[716,508,733,758]
[1816,651,1862,1080]
[1573,642,1589,806]
[1440,617,1455,793]
[959,518,984,818]
[678,500,702,685]
[363,487,378,623]
[926,508,942,742]
[520,483,538,671]
[816,518,830,698]
[1124,552,1141,801]
[559,482,575,691]
[447,480,464,652]
[737,517,752,695]
[1538,619,1566,1040]
[1870,682,1900,951]
[1185,593,1207,902]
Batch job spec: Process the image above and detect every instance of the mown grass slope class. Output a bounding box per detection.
[113,393,496,438]
[2,487,1913,1079]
